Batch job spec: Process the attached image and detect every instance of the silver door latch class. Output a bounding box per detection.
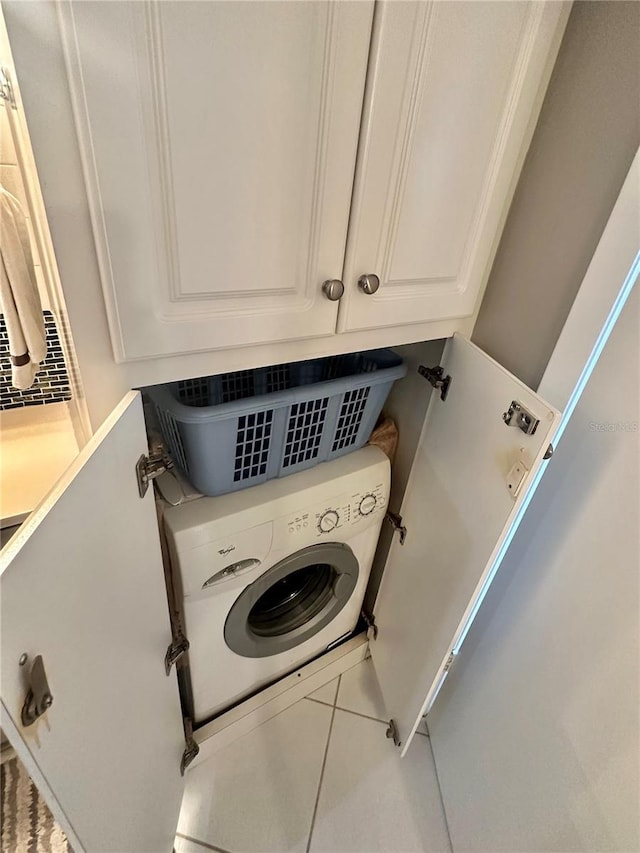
[20,654,53,727]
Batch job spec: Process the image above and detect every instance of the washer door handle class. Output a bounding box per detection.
[202,558,261,589]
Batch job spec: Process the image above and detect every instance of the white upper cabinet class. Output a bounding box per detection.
[62,1,373,361]
[337,1,569,333]
[60,0,567,365]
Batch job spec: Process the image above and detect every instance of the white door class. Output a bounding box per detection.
[60,0,373,361]
[338,1,569,333]
[0,392,185,852]
[370,336,560,755]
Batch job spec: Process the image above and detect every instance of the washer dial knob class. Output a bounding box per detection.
[358,494,377,516]
[318,510,339,533]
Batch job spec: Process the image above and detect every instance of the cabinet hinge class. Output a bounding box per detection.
[386,718,401,748]
[361,609,378,641]
[165,631,189,676]
[180,716,199,776]
[418,364,451,401]
[0,67,17,109]
[384,511,407,545]
[136,450,173,498]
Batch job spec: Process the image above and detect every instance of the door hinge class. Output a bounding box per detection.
[543,443,554,460]
[362,609,378,641]
[384,511,407,545]
[443,652,456,673]
[165,632,189,676]
[418,365,451,401]
[180,716,199,776]
[136,450,173,498]
[386,718,401,748]
[502,400,539,435]
[0,67,17,109]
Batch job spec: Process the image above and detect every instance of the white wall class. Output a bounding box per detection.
[428,282,639,851]
[474,1,640,390]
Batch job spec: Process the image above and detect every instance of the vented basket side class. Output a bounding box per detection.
[145,350,406,496]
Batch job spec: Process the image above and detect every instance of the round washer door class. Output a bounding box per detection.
[224,542,359,658]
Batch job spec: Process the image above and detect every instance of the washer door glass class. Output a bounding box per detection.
[224,542,359,658]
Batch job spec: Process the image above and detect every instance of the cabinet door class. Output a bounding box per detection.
[369,336,560,755]
[338,1,569,333]
[0,393,184,852]
[61,1,373,360]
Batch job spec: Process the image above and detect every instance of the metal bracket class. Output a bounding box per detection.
[165,633,189,676]
[362,610,378,641]
[386,718,401,748]
[0,67,17,109]
[20,655,53,727]
[418,365,451,401]
[505,454,530,499]
[502,400,539,436]
[136,451,173,498]
[384,511,407,546]
[180,717,199,776]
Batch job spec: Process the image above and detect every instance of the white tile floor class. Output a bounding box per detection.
[176,658,452,853]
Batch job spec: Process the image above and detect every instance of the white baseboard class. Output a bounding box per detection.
[191,633,369,769]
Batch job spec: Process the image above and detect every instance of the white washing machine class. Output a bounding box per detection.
[163,446,390,724]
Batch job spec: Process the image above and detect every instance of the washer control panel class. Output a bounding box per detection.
[273,480,387,549]
[313,484,387,536]
[273,481,387,549]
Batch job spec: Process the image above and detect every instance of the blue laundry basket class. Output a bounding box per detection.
[146,350,406,497]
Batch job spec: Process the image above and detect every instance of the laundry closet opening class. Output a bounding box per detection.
[142,339,442,728]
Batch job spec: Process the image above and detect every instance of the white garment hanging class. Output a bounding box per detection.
[0,184,46,390]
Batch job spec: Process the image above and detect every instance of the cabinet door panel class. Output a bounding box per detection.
[338,1,569,333]
[0,393,184,852]
[62,1,372,360]
[369,336,560,755]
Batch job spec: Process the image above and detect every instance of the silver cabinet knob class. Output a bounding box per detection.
[322,279,344,301]
[358,274,380,295]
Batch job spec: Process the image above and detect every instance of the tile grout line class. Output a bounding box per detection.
[425,728,454,853]
[330,675,340,706]
[307,696,429,734]
[334,705,388,725]
[175,830,233,853]
[305,674,341,853]
[305,696,334,710]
